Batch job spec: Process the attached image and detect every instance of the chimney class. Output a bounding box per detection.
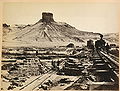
[41,12,54,23]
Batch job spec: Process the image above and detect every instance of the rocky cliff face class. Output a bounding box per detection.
[2,12,104,47]
[40,12,54,23]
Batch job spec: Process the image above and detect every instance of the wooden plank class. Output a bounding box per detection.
[63,76,80,90]
[90,82,115,85]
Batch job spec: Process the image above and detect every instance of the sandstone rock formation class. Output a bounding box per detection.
[40,12,54,23]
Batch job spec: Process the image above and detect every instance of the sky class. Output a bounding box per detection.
[3,2,120,33]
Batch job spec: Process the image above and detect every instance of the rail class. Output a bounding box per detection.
[100,51,119,68]
[19,70,54,90]
[95,50,119,82]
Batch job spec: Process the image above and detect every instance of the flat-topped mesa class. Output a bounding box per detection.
[40,12,54,23]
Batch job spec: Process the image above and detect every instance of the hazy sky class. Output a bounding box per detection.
[3,2,120,33]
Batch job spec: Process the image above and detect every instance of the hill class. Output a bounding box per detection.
[3,12,118,47]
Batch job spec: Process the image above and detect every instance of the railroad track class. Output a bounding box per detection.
[98,50,119,75]
[63,76,82,90]
[99,51,119,68]
[19,70,55,91]
[32,71,57,90]
[91,49,119,89]
[99,50,119,83]
[60,49,119,90]
[19,58,66,91]
[32,58,78,90]
[17,49,118,90]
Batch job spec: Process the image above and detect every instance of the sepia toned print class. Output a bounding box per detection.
[1,2,119,91]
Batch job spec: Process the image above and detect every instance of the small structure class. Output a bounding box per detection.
[87,39,94,49]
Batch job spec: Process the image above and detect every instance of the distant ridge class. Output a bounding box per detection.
[2,12,104,47]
